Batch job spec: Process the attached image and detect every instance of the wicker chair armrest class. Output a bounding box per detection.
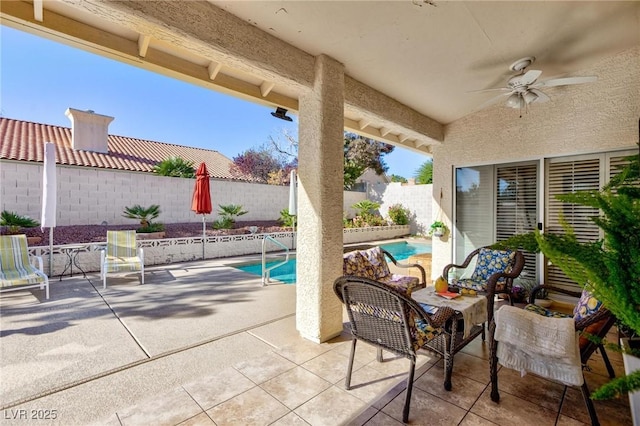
[574,307,612,331]
[407,297,456,329]
[381,248,427,285]
[442,248,481,279]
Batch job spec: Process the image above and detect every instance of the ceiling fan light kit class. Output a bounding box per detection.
[474,56,597,113]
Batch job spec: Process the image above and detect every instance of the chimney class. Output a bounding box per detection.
[65,108,114,153]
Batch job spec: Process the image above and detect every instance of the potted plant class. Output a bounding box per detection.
[0,210,42,245]
[428,220,448,237]
[122,204,165,238]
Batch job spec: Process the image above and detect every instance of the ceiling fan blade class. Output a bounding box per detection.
[533,76,597,88]
[474,91,513,111]
[467,87,511,94]
[529,89,550,103]
[520,69,542,85]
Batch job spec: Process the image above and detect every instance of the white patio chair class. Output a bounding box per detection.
[100,230,144,289]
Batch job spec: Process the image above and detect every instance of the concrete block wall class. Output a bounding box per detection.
[0,161,377,226]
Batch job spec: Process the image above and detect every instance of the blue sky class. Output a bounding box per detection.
[1,26,428,178]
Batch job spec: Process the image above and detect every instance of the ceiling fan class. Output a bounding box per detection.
[472,56,598,112]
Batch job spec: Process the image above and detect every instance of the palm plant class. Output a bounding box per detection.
[0,210,40,235]
[213,204,248,229]
[122,204,162,231]
[152,156,196,178]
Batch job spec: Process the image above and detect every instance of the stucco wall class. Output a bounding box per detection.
[431,47,640,279]
[369,182,433,236]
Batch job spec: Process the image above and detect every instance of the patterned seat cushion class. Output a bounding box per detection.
[379,274,420,296]
[359,247,391,280]
[524,303,572,318]
[470,248,515,283]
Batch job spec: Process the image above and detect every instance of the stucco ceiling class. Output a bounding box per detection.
[1,1,639,151]
[209,1,639,124]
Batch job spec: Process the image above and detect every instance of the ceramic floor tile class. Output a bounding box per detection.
[382,386,467,425]
[234,351,296,384]
[205,387,289,426]
[301,348,366,384]
[183,367,256,410]
[365,352,435,378]
[345,406,379,426]
[275,338,337,365]
[269,411,311,425]
[260,366,332,410]
[556,414,589,426]
[332,339,381,362]
[561,385,632,426]
[358,410,404,425]
[414,366,487,410]
[459,334,491,360]
[117,387,203,426]
[338,364,408,405]
[459,412,500,426]
[435,352,491,384]
[294,386,369,426]
[470,387,557,426]
[177,412,216,425]
[493,368,565,412]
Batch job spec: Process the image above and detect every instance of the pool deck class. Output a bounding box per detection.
[0,245,632,425]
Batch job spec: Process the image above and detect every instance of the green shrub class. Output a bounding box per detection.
[212,217,234,230]
[387,204,410,225]
[152,156,196,178]
[278,208,296,227]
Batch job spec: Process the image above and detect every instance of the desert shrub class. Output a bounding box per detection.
[387,204,410,225]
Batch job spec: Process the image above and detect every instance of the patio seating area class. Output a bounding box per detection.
[0,253,632,425]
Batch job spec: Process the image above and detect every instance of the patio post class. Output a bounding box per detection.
[296,54,345,343]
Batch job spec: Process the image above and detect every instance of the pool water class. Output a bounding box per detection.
[233,241,431,284]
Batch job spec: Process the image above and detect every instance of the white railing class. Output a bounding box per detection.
[261,236,290,286]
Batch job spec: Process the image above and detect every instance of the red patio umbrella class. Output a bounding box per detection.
[192,163,212,259]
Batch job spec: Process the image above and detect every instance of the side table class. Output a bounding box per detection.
[59,244,88,280]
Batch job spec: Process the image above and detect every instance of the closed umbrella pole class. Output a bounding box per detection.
[191,163,212,260]
[288,170,297,247]
[41,143,57,276]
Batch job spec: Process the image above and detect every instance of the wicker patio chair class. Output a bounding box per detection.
[443,246,525,323]
[334,275,456,423]
[489,285,617,426]
[343,244,427,294]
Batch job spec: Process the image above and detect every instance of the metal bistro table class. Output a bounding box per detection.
[411,287,488,390]
[59,244,88,280]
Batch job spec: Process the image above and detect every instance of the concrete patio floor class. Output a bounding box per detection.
[0,255,632,425]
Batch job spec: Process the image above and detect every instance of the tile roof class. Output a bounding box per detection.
[0,117,246,180]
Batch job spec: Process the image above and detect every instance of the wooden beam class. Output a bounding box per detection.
[33,0,43,22]
[137,34,150,57]
[260,81,275,97]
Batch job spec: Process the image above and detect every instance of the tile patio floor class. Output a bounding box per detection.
[0,256,632,425]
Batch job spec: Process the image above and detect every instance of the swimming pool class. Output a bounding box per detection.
[233,241,431,284]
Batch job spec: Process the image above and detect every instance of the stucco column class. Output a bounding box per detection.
[296,54,345,343]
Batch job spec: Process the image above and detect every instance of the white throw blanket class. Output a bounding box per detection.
[494,305,584,386]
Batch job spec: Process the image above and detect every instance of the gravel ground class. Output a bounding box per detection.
[17,221,286,245]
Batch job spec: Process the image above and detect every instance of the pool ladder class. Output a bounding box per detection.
[261,236,290,286]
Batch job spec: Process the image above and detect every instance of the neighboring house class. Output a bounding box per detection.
[0,108,240,180]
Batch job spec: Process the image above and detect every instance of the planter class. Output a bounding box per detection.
[136,231,166,240]
[432,228,445,237]
[622,337,640,425]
